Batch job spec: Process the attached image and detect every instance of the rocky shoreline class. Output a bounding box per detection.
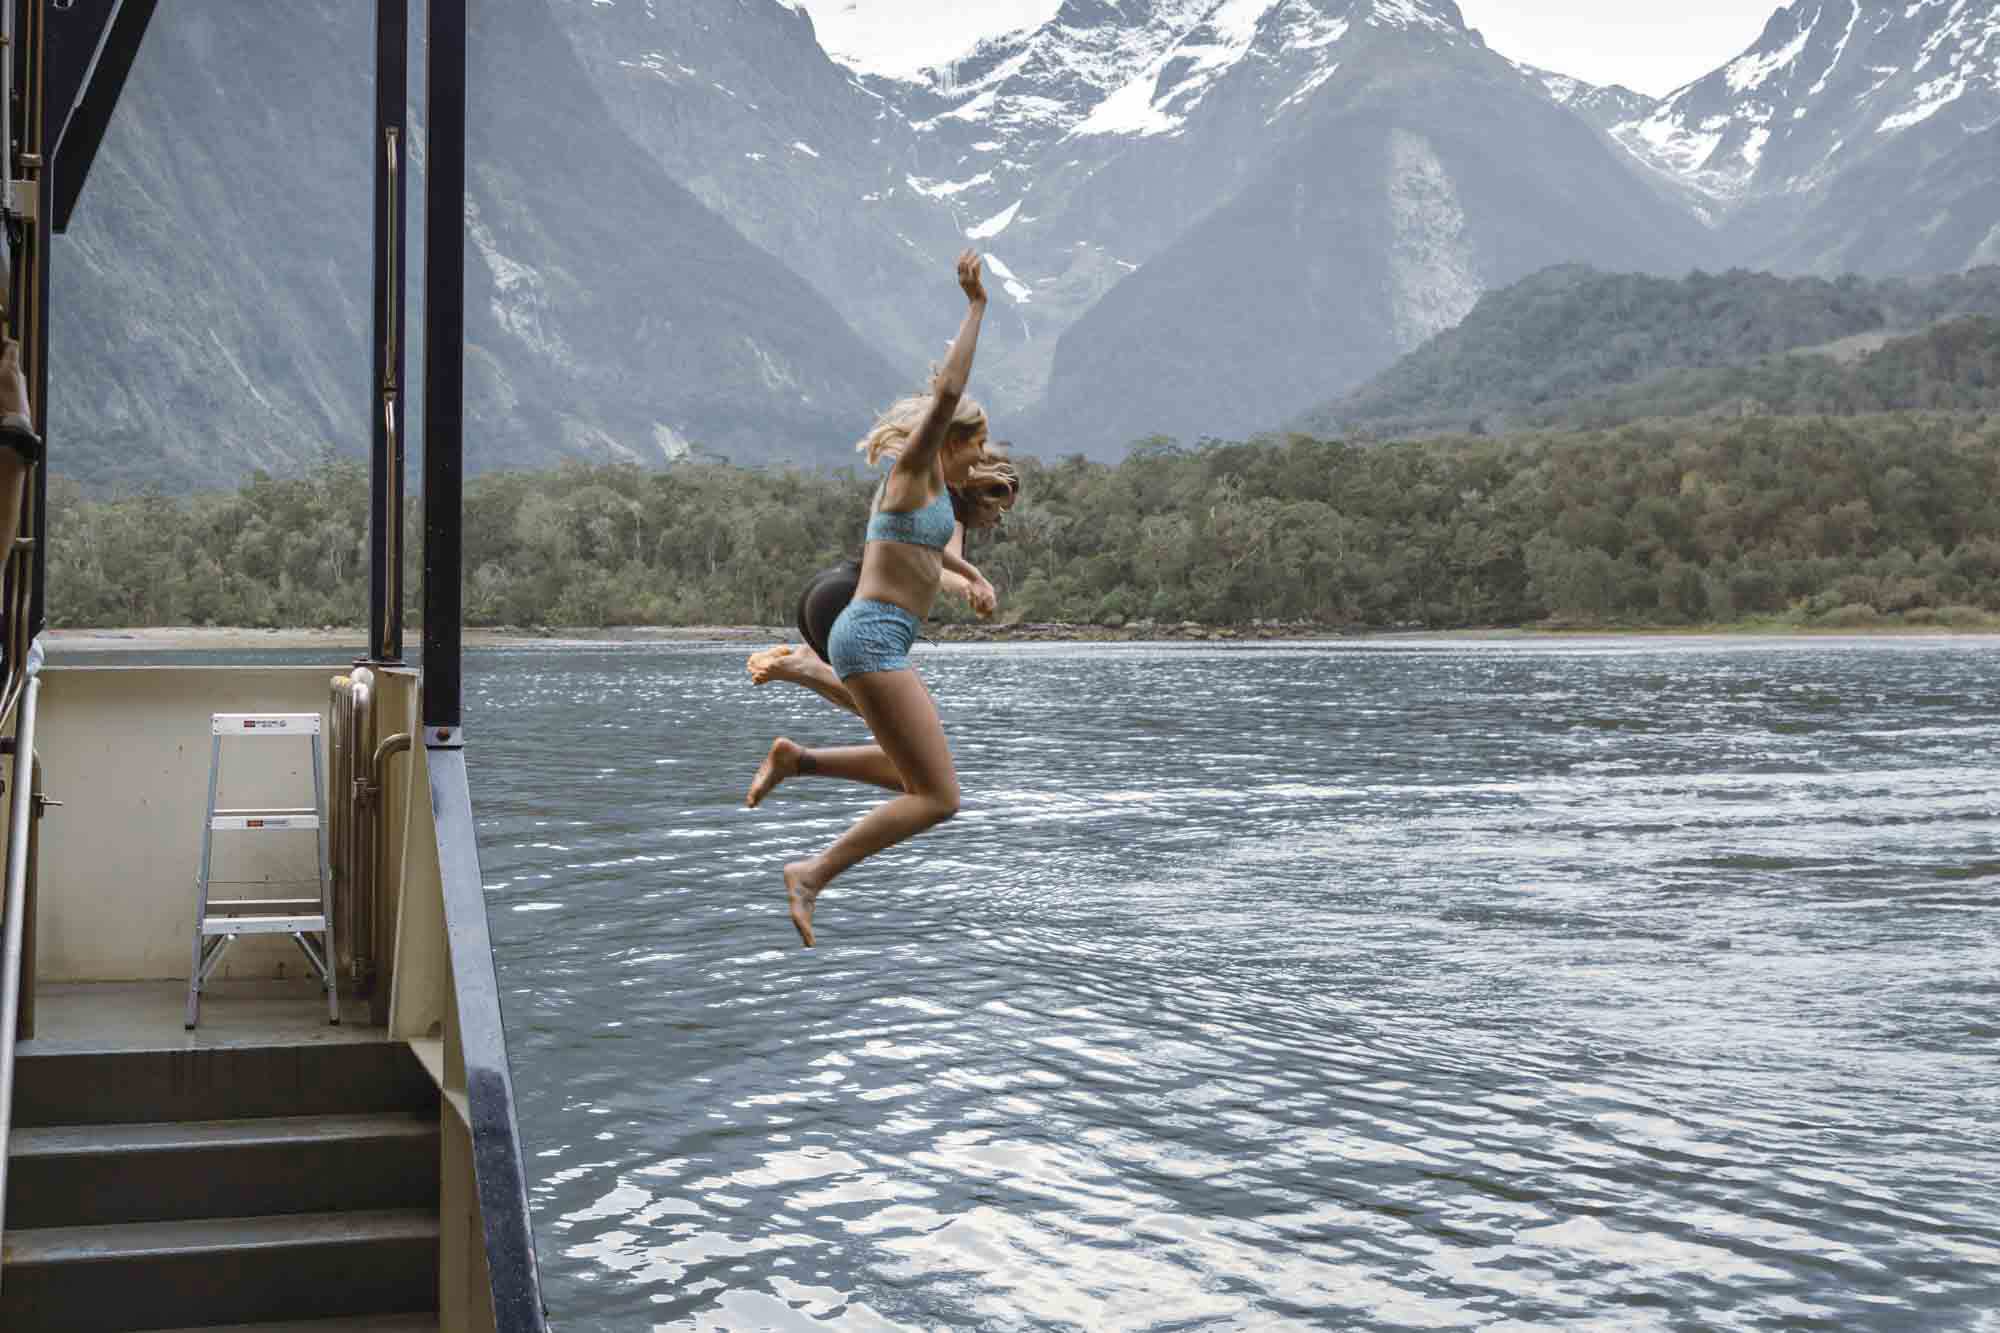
[925,619,1341,643]
[42,621,1337,652]
[44,618,1997,654]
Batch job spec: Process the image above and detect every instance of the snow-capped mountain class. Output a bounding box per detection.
[548,0,1711,451]
[70,0,2000,490]
[558,0,1699,454]
[1608,0,2000,271]
[864,0,1499,409]
[533,0,2000,455]
[833,0,1708,452]
[1508,61,1657,134]
[1019,9,1713,453]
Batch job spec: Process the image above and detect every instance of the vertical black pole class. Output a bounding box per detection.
[369,0,408,663]
[27,0,48,642]
[421,0,464,737]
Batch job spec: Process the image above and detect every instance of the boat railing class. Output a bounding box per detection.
[1,534,33,736]
[0,526,43,1267]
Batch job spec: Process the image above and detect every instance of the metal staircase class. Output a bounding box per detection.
[3,1038,442,1332]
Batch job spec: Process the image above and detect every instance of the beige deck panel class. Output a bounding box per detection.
[24,979,383,1053]
[34,665,349,983]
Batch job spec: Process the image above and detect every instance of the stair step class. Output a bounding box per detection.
[1,1209,439,1333]
[149,1317,438,1333]
[13,1042,436,1127]
[7,1113,440,1228]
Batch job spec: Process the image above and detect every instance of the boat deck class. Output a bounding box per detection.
[23,980,384,1054]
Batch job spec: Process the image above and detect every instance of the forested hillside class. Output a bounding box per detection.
[1293,266,2000,440]
[1455,316,2000,433]
[49,412,2000,631]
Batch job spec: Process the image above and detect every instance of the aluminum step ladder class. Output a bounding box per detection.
[185,712,338,1028]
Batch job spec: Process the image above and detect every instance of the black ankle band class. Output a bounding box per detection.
[798,751,818,774]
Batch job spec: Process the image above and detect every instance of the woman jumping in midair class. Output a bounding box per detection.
[745,459,1018,716]
[745,249,995,946]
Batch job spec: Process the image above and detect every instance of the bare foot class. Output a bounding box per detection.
[747,644,796,685]
[746,737,804,808]
[784,860,822,947]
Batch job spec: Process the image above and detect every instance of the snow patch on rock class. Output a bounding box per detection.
[1724,20,1815,93]
[468,199,572,368]
[907,171,994,198]
[1384,129,1480,353]
[1881,69,1969,128]
[985,252,1035,304]
[653,423,693,461]
[968,199,1024,239]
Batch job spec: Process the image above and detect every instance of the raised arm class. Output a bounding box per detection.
[893,251,986,481]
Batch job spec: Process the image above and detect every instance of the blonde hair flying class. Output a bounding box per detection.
[856,391,988,467]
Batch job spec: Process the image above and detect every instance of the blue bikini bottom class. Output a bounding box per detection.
[826,597,921,679]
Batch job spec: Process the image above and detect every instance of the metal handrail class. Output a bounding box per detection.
[346,671,372,979]
[1,453,45,1300]
[0,536,34,737]
[329,669,376,986]
[0,650,42,1265]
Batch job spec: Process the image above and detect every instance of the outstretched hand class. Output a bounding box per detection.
[969,575,998,619]
[957,249,987,306]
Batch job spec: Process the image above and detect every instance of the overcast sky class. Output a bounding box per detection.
[794,1,1778,98]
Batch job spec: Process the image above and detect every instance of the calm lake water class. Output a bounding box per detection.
[457,635,2000,1332]
[71,635,2000,1329]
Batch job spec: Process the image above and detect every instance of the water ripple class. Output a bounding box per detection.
[466,637,2000,1331]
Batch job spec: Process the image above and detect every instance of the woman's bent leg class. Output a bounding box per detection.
[748,645,861,716]
[783,668,960,946]
[746,738,904,807]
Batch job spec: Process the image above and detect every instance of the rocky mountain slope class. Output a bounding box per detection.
[50,0,901,494]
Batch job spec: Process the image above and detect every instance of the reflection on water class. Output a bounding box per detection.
[459,637,2000,1331]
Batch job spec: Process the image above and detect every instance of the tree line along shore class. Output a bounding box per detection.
[47,411,2000,635]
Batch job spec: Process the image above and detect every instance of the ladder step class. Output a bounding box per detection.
[201,915,327,936]
[212,712,322,736]
[210,814,322,831]
[214,806,319,818]
[205,898,325,914]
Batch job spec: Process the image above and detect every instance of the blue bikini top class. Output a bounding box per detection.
[865,484,955,550]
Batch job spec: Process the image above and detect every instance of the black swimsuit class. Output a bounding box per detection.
[795,559,861,664]
[1,414,40,464]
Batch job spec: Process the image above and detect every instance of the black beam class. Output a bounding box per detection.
[28,0,49,638]
[421,0,465,732]
[42,0,116,166]
[427,750,547,1332]
[420,10,543,1321]
[369,0,408,664]
[49,0,154,234]
[28,155,45,638]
